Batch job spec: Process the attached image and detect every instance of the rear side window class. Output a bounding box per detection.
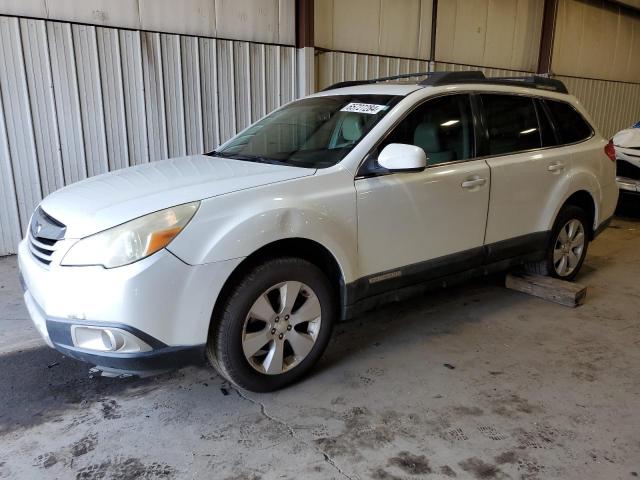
[480,94,541,155]
[545,100,592,144]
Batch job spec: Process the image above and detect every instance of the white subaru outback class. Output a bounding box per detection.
[19,71,618,392]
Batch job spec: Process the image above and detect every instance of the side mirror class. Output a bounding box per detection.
[377,143,427,172]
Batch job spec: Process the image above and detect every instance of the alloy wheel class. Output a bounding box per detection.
[241,281,322,375]
[553,219,585,277]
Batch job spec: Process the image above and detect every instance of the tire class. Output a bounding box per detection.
[207,257,336,392]
[525,204,590,281]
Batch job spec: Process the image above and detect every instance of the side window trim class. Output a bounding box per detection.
[356,92,478,179]
[471,93,490,158]
[535,98,561,146]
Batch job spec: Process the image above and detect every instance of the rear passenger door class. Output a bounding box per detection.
[480,93,566,259]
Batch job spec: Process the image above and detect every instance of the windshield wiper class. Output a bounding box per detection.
[207,151,284,165]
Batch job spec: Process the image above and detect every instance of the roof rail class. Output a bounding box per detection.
[322,70,569,94]
[488,75,568,94]
[418,71,487,86]
[321,71,431,91]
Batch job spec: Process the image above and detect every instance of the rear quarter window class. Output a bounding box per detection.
[545,100,593,145]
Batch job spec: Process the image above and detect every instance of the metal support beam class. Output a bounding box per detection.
[295,0,315,95]
[429,0,438,71]
[537,0,559,74]
[295,0,314,48]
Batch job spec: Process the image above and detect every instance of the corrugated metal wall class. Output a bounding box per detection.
[315,51,530,90]
[0,15,297,256]
[557,76,640,138]
[315,51,431,91]
[315,50,639,139]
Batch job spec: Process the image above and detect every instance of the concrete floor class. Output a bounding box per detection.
[1,215,639,480]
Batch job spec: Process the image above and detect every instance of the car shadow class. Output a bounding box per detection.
[312,274,522,375]
[1,275,520,433]
[0,345,190,434]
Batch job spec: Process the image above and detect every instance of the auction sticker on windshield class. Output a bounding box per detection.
[341,103,389,115]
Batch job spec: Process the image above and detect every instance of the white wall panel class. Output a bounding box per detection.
[265,45,281,115]
[216,40,236,143]
[199,37,220,151]
[234,41,252,132]
[250,44,268,122]
[48,21,87,184]
[553,0,640,83]
[0,0,46,18]
[161,34,187,158]
[215,0,286,44]
[97,27,129,171]
[0,0,296,46]
[0,16,296,255]
[120,30,148,164]
[139,0,216,38]
[20,18,65,193]
[0,72,23,254]
[141,31,169,162]
[315,0,433,59]
[73,23,109,177]
[182,36,204,155]
[45,0,141,29]
[436,0,543,72]
[0,17,42,231]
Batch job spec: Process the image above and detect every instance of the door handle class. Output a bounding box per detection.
[461,177,487,189]
[547,162,565,172]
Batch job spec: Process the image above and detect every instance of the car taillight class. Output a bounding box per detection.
[604,139,616,162]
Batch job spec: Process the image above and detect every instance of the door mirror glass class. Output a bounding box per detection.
[378,143,427,172]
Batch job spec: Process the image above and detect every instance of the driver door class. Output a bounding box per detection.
[355,93,490,295]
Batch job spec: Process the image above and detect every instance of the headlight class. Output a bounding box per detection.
[61,202,199,268]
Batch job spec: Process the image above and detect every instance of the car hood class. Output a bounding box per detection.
[39,155,315,238]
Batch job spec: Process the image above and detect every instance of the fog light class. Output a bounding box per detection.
[71,326,151,353]
[100,329,123,351]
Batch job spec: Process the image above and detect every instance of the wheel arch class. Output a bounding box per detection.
[561,190,597,238]
[209,238,347,331]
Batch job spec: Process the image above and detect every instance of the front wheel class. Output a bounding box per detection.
[207,257,335,392]
[525,205,590,281]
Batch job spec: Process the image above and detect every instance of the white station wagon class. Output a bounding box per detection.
[19,71,618,392]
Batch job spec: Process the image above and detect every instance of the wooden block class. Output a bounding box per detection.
[505,271,587,308]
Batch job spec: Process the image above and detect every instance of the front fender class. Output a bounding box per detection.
[168,170,359,283]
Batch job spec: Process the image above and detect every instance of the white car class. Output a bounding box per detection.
[613,124,640,196]
[19,72,618,392]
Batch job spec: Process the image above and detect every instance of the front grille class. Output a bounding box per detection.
[28,208,66,266]
[28,233,58,265]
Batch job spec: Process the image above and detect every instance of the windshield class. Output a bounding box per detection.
[210,94,400,168]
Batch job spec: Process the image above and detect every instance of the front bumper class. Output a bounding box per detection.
[18,239,242,373]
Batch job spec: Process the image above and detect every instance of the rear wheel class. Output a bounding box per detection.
[525,205,589,281]
[207,257,335,392]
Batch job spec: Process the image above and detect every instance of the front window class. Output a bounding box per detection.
[211,94,400,168]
